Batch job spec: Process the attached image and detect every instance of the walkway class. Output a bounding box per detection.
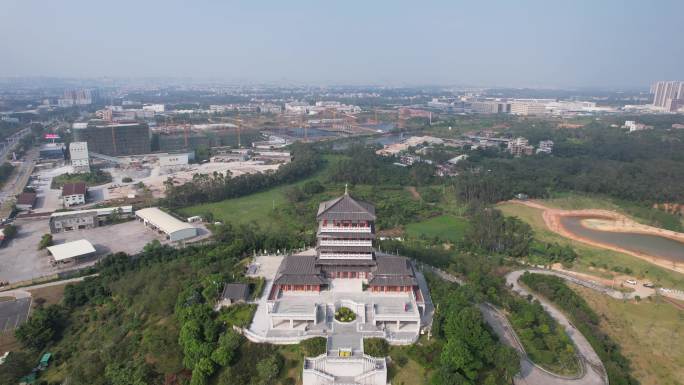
[423,265,608,385]
[505,270,607,385]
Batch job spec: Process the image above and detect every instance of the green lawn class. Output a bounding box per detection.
[497,202,684,290]
[179,186,286,225]
[405,215,469,243]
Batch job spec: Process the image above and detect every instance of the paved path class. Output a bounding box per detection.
[0,274,97,294]
[505,270,608,385]
[422,265,608,385]
[519,268,637,300]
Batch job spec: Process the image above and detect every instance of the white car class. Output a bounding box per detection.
[625,279,637,285]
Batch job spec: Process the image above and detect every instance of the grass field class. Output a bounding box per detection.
[405,215,469,243]
[497,202,684,290]
[179,186,287,226]
[571,285,684,385]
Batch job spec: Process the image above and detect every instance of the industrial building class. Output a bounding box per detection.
[49,206,133,233]
[15,192,37,211]
[47,239,96,263]
[73,120,150,156]
[61,182,87,207]
[135,207,198,241]
[69,142,90,173]
[39,143,65,160]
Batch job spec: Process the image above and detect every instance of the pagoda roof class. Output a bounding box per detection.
[316,193,376,221]
[274,255,326,286]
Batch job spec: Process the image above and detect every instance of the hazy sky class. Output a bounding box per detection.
[1,0,682,87]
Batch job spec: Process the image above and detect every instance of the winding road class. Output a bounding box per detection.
[502,270,608,385]
[420,264,609,385]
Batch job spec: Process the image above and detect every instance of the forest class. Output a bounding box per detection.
[456,124,684,205]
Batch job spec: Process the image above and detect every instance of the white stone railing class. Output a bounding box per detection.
[319,226,371,233]
[319,240,373,246]
[319,253,373,259]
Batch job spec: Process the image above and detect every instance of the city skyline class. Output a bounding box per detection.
[1,0,683,88]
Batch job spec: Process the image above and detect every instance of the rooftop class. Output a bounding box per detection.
[16,192,37,206]
[221,283,250,301]
[62,182,87,196]
[316,193,376,221]
[135,207,196,235]
[274,255,325,286]
[47,239,96,261]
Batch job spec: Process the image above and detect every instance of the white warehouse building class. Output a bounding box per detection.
[135,207,198,242]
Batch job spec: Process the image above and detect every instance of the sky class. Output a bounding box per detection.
[1,0,682,88]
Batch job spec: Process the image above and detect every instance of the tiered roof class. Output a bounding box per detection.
[316,193,376,221]
[273,255,326,286]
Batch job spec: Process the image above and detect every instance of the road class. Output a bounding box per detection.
[420,264,609,385]
[0,274,98,295]
[503,270,608,385]
[0,146,38,220]
[0,127,30,161]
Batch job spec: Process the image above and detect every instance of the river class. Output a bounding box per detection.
[560,216,684,262]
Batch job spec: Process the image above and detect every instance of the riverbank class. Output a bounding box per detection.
[507,200,684,275]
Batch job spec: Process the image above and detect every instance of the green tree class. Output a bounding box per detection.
[302,180,324,195]
[190,357,215,385]
[210,330,242,366]
[0,351,33,385]
[38,233,53,250]
[15,305,66,351]
[2,224,18,241]
[256,355,281,385]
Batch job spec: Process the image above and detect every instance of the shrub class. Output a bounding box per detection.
[38,233,53,250]
[364,338,389,357]
[334,307,356,322]
[122,177,133,183]
[2,224,18,241]
[301,337,327,356]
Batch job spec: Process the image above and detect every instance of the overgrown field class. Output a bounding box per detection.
[571,285,684,385]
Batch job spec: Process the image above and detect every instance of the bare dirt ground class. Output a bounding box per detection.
[509,200,684,274]
[106,160,283,199]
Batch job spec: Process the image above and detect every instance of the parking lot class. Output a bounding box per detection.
[0,218,163,284]
[0,298,31,333]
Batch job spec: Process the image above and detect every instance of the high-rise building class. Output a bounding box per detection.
[510,101,547,116]
[471,101,511,114]
[73,121,150,156]
[69,142,90,173]
[651,81,684,111]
